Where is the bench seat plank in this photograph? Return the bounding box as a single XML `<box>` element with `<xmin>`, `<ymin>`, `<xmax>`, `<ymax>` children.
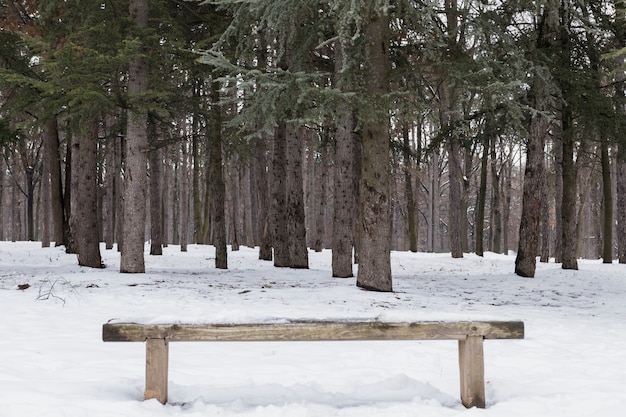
<box><xmin>102</xmin><ymin>320</ymin><xmax>524</xmax><ymax>408</ymax></box>
<box><xmin>103</xmin><ymin>320</ymin><xmax>524</xmax><ymax>342</ymax></box>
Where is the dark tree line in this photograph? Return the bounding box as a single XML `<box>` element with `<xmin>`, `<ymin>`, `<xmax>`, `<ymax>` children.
<box><xmin>2</xmin><ymin>1</ymin><xmax>626</xmax><ymax>291</ymax></box>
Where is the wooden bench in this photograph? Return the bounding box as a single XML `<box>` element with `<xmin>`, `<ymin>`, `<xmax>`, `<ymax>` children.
<box><xmin>102</xmin><ymin>320</ymin><xmax>524</xmax><ymax>408</ymax></box>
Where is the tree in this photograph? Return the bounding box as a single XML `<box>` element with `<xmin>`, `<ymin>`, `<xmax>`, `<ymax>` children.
<box><xmin>515</xmin><ymin>3</ymin><xmax>557</xmax><ymax>278</ymax></box>
<box><xmin>355</xmin><ymin>3</ymin><xmax>392</xmax><ymax>292</ymax></box>
<box><xmin>121</xmin><ymin>0</ymin><xmax>150</xmax><ymax>273</ymax></box>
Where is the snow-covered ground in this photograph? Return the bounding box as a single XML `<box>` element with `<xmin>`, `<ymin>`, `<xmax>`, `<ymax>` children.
<box><xmin>0</xmin><ymin>241</ymin><xmax>624</xmax><ymax>416</ymax></box>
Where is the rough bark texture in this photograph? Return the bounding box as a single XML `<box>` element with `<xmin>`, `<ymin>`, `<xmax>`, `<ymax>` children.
<box><xmin>270</xmin><ymin>121</ymin><xmax>290</xmax><ymax>267</ymax></box>
<box><xmin>560</xmin><ymin>109</ymin><xmax>578</xmax><ymax>270</ymax></box>
<box><xmin>600</xmin><ymin>141</ymin><xmax>613</xmax><ymax>263</ymax></box>
<box><xmin>403</xmin><ymin>123</ymin><xmax>418</xmax><ymax>253</ymax></box>
<box><xmin>333</xmin><ymin>108</ymin><xmax>356</xmax><ymax>277</ymax></box>
<box><xmin>617</xmin><ymin>144</ymin><xmax>626</xmax><ymax>263</ymax></box>
<box><xmin>254</xmin><ymin>134</ymin><xmax>272</xmax><ymax>261</ymax></box>
<box><xmin>515</xmin><ymin>80</ymin><xmax>547</xmax><ymax>277</ymax></box>
<box><xmin>180</xmin><ymin>142</ymin><xmax>189</xmax><ymax>253</ymax></box>
<box><xmin>41</xmin><ymin>118</ymin><xmax>53</xmax><ymax>248</ymax></box>
<box><xmin>515</xmin><ymin>5</ymin><xmax>555</xmax><ymax>278</ymax></box>
<box><xmin>553</xmin><ymin>137</ymin><xmax>563</xmax><ymax>262</ymax></box>
<box><xmin>149</xmin><ymin>145</ymin><xmax>163</xmax><ymax>255</ymax></box>
<box><xmin>356</xmin><ymin>9</ymin><xmax>392</xmax><ymax>292</ymax></box>
<box><xmin>209</xmin><ymin>79</ymin><xmax>227</xmax><ymax>269</ymax></box>
<box><xmin>286</xmin><ymin>124</ymin><xmax>309</xmax><ymax>268</ymax></box>
<box><xmin>476</xmin><ymin>136</ymin><xmax>489</xmax><ymax>257</ymax></box>
<box><xmin>120</xmin><ymin>0</ymin><xmax>149</xmax><ymax>273</ymax></box>
<box><xmin>45</xmin><ymin>117</ymin><xmax>65</xmax><ymax>246</ymax></box>
<box><xmin>73</xmin><ymin>123</ymin><xmax>103</xmax><ymax>268</ymax></box>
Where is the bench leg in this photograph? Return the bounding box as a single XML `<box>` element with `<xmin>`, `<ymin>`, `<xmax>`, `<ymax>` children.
<box><xmin>145</xmin><ymin>338</ymin><xmax>169</xmax><ymax>404</ymax></box>
<box><xmin>458</xmin><ymin>336</ymin><xmax>485</xmax><ymax>408</ymax></box>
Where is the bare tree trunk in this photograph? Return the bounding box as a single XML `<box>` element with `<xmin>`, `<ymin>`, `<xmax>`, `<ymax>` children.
<box><xmin>243</xmin><ymin>162</ymin><xmax>254</xmax><ymax>248</ymax></box>
<box><xmin>601</xmin><ymin>141</ymin><xmax>613</xmax><ymax>263</ymax></box>
<box><xmin>103</xmin><ymin>132</ymin><xmax>116</xmax><ymax>250</ymax></box>
<box><xmin>356</xmin><ymin>9</ymin><xmax>392</xmax><ymax>292</ymax></box>
<box><xmin>476</xmin><ymin>135</ymin><xmax>489</xmax><ymax>256</ymax></box>
<box><xmin>180</xmin><ymin>141</ymin><xmax>190</xmax><ymax>252</ymax></box>
<box><xmin>332</xmin><ymin>106</ymin><xmax>356</xmax><ymax>276</ymax></box>
<box><xmin>617</xmin><ymin>144</ymin><xmax>626</xmax><ymax>263</ymax></box>
<box><xmin>515</xmin><ymin>5</ymin><xmax>556</xmax><ymax>278</ymax></box>
<box><xmin>540</xmin><ymin>158</ymin><xmax>550</xmax><ymax>263</ymax></box>
<box><xmin>560</xmin><ymin>108</ymin><xmax>578</xmax><ymax>270</ymax></box>
<box><xmin>502</xmin><ymin>145</ymin><xmax>513</xmax><ymax>254</ymax></box>
<box><xmin>41</xmin><ymin>124</ymin><xmax>51</xmax><ymax>248</ymax></box>
<box><xmin>286</xmin><ymin>124</ymin><xmax>308</xmax><ymax>268</ymax></box>
<box><xmin>209</xmin><ymin>79</ymin><xmax>227</xmax><ymax>269</ymax></box>
<box><xmin>44</xmin><ymin>117</ymin><xmax>65</xmax><ymax>246</ymax></box>
<box><xmin>254</xmin><ymin>133</ymin><xmax>272</xmax><ymax>261</ymax></box>
<box><xmin>227</xmin><ymin>155</ymin><xmax>240</xmax><ymax>251</ymax></box>
<box><xmin>149</xmin><ymin>144</ymin><xmax>163</xmax><ymax>255</ymax></box>
<box><xmin>121</xmin><ymin>0</ymin><xmax>149</xmax><ymax>273</ymax></box>
<box><xmin>403</xmin><ymin>123</ymin><xmax>418</xmax><ymax>253</ymax></box>
<box><xmin>553</xmin><ymin>137</ymin><xmax>563</xmax><ymax>262</ymax></box>
<box><xmin>271</xmin><ymin>120</ymin><xmax>290</xmax><ymax>267</ymax></box>
<box><xmin>72</xmin><ymin>122</ymin><xmax>103</xmax><ymax>268</ymax></box>
<box><xmin>439</xmin><ymin>81</ymin><xmax>464</xmax><ymax>259</ymax></box>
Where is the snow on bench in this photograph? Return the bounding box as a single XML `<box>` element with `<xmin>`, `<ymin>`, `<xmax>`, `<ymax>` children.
<box><xmin>102</xmin><ymin>319</ymin><xmax>524</xmax><ymax>408</ymax></box>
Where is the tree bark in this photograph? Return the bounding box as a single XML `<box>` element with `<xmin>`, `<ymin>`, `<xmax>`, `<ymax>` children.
<box><xmin>560</xmin><ymin>108</ymin><xmax>578</xmax><ymax>270</ymax></box>
<box><xmin>121</xmin><ymin>0</ymin><xmax>149</xmax><ymax>273</ymax></box>
<box><xmin>72</xmin><ymin>122</ymin><xmax>103</xmax><ymax>268</ymax></box>
<box><xmin>286</xmin><ymin>124</ymin><xmax>308</xmax><ymax>268</ymax></box>
<box><xmin>44</xmin><ymin>117</ymin><xmax>65</xmax><ymax>246</ymax></box>
<box><xmin>601</xmin><ymin>141</ymin><xmax>613</xmax><ymax>263</ymax></box>
<box><xmin>333</xmin><ymin>106</ymin><xmax>356</xmax><ymax>276</ymax></box>
<box><xmin>149</xmin><ymin>144</ymin><xmax>163</xmax><ymax>255</ymax></box>
<box><xmin>209</xmin><ymin>79</ymin><xmax>227</xmax><ymax>269</ymax></box>
<box><xmin>476</xmin><ymin>135</ymin><xmax>489</xmax><ymax>257</ymax></box>
<box><xmin>254</xmin><ymin>133</ymin><xmax>272</xmax><ymax>261</ymax></box>
<box><xmin>617</xmin><ymin>144</ymin><xmax>626</xmax><ymax>263</ymax></box>
<box><xmin>270</xmin><ymin>120</ymin><xmax>290</xmax><ymax>267</ymax></box>
<box><xmin>356</xmin><ymin>8</ymin><xmax>392</xmax><ymax>292</ymax></box>
<box><xmin>515</xmin><ymin>5</ymin><xmax>556</xmax><ymax>278</ymax></box>
<box><xmin>403</xmin><ymin>123</ymin><xmax>418</xmax><ymax>253</ymax></box>
<box><xmin>180</xmin><ymin>141</ymin><xmax>190</xmax><ymax>252</ymax></box>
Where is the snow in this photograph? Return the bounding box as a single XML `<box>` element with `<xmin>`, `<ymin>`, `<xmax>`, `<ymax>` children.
<box><xmin>0</xmin><ymin>241</ymin><xmax>625</xmax><ymax>416</ymax></box>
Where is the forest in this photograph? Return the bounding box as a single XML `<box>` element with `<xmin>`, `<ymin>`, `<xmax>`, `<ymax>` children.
<box><xmin>1</xmin><ymin>0</ymin><xmax>626</xmax><ymax>291</ymax></box>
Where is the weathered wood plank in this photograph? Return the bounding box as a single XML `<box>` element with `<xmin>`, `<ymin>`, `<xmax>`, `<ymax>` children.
<box><xmin>459</xmin><ymin>335</ymin><xmax>485</xmax><ymax>408</ymax></box>
<box><xmin>102</xmin><ymin>321</ymin><xmax>524</xmax><ymax>342</ymax></box>
<box><xmin>145</xmin><ymin>338</ymin><xmax>168</xmax><ymax>404</ymax></box>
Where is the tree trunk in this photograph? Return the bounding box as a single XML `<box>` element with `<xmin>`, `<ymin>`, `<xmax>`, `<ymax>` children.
<box><xmin>601</xmin><ymin>141</ymin><xmax>613</xmax><ymax>263</ymax></box>
<box><xmin>553</xmin><ymin>137</ymin><xmax>563</xmax><ymax>262</ymax></box>
<box><xmin>560</xmin><ymin>108</ymin><xmax>578</xmax><ymax>270</ymax></box>
<box><xmin>254</xmin><ymin>133</ymin><xmax>272</xmax><ymax>261</ymax></box>
<box><xmin>540</xmin><ymin>159</ymin><xmax>550</xmax><ymax>263</ymax></box>
<box><xmin>617</xmin><ymin>144</ymin><xmax>626</xmax><ymax>263</ymax></box>
<box><xmin>490</xmin><ymin>138</ymin><xmax>502</xmax><ymax>254</ymax></box>
<box><xmin>209</xmin><ymin>79</ymin><xmax>227</xmax><ymax>269</ymax></box>
<box><xmin>271</xmin><ymin>120</ymin><xmax>290</xmax><ymax>267</ymax></box>
<box><xmin>45</xmin><ymin>117</ymin><xmax>65</xmax><ymax>246</ymax></box>
<box><xmin>333</xmin><ymin>106</ymin><xmax>356</xmax><ymax>276</ymax></box>
<box><xmin>476</xmin><ymin>135</ymin><xmax>489</xmax><ymax>257</ymax></box>
<box><xmin>286</xmin><ymin>124</ymin><xmax>308</xmax><ymax>268</ymax></box>
<box><xmin>403</xmin><ymin>123</ymin><xmax>418</xmax><ymax>253</ymax></box>
<box><xmin>515</xmin><ymin>5</ymin><xmax>555</xmax><ymax>278</ymax></box>
<box><xmin>41</xmin><ymin>124</ymin><xmax>51</xmax><ymax>248</ymax></box>
<box><xmin>72</xmin><ymin>122</ymin><xmax>103</xmax><ymax>268</ymax></box>
<box><xmin>121</xmin><ymin>0</ymin><xmax>149</xmax><ymax>273</ymax></box>
<box><xmin>180</xmin><ymin>141</ymin><xmax>190</xmax><ymax>253</ymax></box>
<box><xmin>149</xmin><ymin>144</ymin><xmax>163</xmax><ymax>255</ymax></box>
<box><xmin>356</xmin><ymin>8</ymin><xmax>392</xmax><ymax>292</ymax></box>
<box><xmin>63</xmin><ymin>134</ymin><xmax>76</xmax><ymax>253</ymax></box>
